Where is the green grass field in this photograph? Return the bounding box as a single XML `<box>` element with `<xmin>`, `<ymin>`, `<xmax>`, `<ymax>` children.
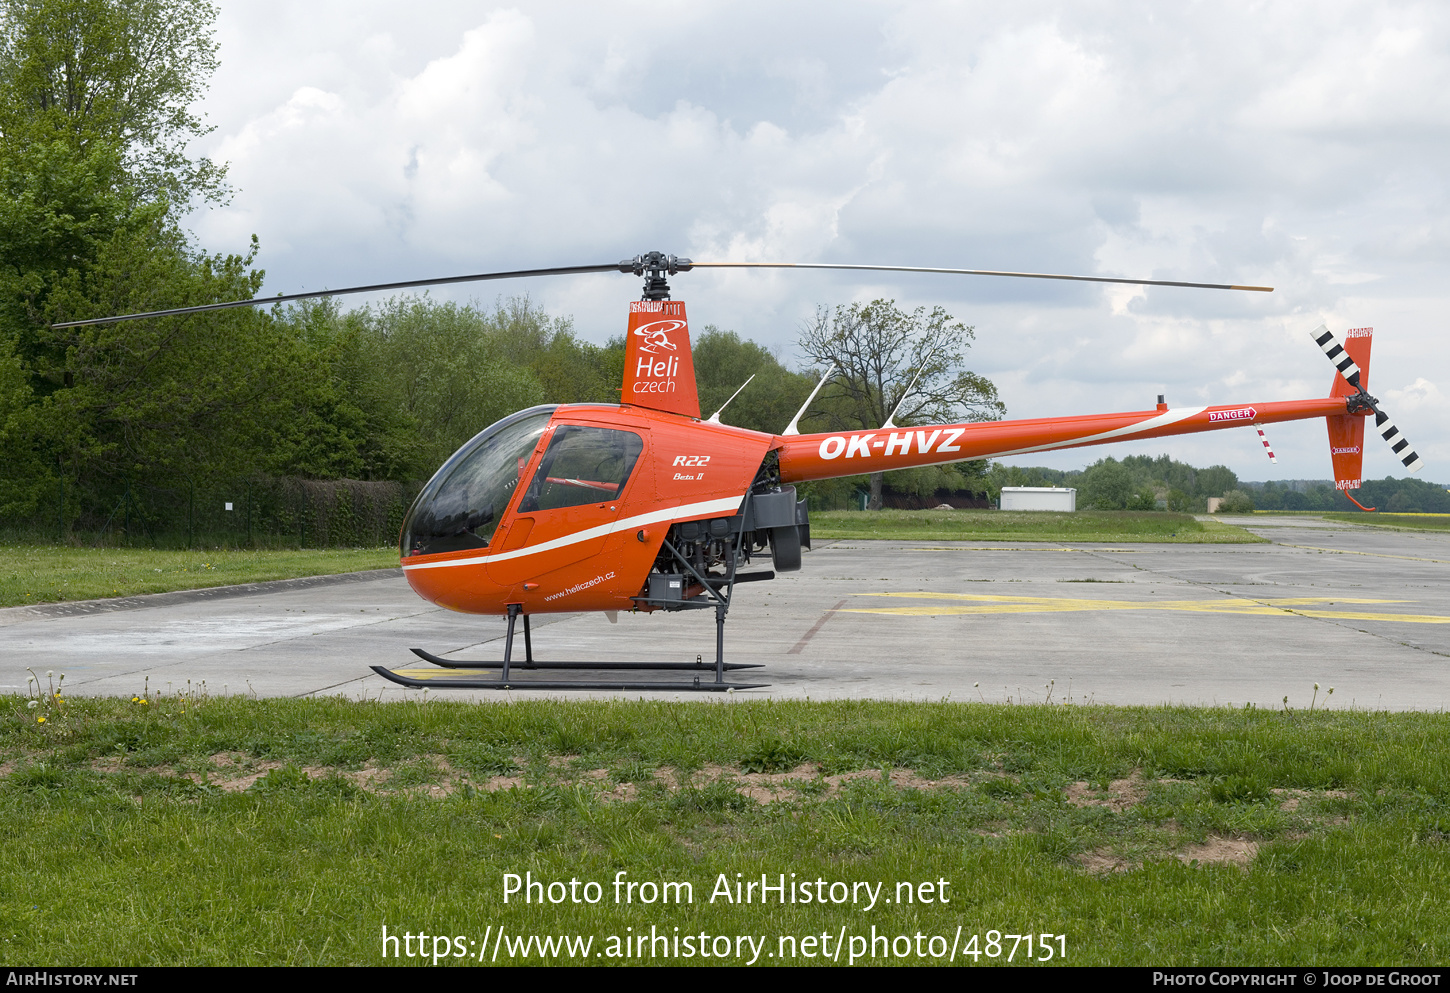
<box><xmin>4</xmin><ymin>695</ymin><xmax>1448</xmax><ymax>966</ymax></box>
<box><xmin>0</xmin><ymin>545</ymin><xmax>400</xmax><ymax>608</ymax></box>
<box><xmin>810</xmin><ymin>509</ymin><xmax>1265</xmax><ymax>543</ymax></box>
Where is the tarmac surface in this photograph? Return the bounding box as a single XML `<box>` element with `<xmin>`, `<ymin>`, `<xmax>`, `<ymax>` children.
<box><xmin>4</xmin><ymin>514</ymin><xmax>1449</xmax><ymax>709</ymax></box>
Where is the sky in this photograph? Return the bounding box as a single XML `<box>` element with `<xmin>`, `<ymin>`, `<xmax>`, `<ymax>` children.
<box><xmin>183</xmin><ymin>1</ymin><xmax>1450</xmax><ymax>483</ymax></box>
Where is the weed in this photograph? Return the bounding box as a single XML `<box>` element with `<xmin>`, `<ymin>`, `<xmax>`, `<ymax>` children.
<box><xmin>740</xmin><ymin>737</ymin><xmax>805</xmax><ymax>773</ymax></box>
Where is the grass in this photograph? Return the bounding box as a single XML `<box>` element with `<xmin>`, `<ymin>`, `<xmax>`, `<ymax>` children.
<box><xmin>3</xmin><ymin>694</ymin><xmax>1449</xmax><ymax>966</ymax></box>
<box><xmin>1320</xmin><ymin>512</ymin><xmax>1450</xmax><ymax>532</ymax></box>
<box><xmin>810</xmin><ymin>509</ymin><xmax>1266</xmax><ymax>543</ymax></box>
<box><xmin>0</xmin><ymin>545</ymin><xmax>400</xmax><ymax>608</ymax></box>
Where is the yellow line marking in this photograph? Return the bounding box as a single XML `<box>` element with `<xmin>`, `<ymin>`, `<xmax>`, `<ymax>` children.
<box><xmin>843</xmin><ymin>592</ymin><xmax>1450</xmax><ymax>624</ymax></box>
<box><xmin>1277</xmin><ymin>543</ymin><xmax>1450</xmax><ymax>565</ymax></box>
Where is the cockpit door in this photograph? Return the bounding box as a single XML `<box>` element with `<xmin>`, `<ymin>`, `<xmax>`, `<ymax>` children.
<box><xmin>487</xmin><ymin>423</ymin><xmax>646</xmax><ymax>587</ymax></box>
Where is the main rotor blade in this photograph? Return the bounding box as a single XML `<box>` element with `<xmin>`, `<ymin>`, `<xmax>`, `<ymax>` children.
<box><xmin>690</xmin><ymin>261</ymin><xmax>1274</xmax><ymax>292</ymax></box>
<box><xmin>52</xmin><ymin>252</ymin><xmax>1272</xmax><ymax>329</ymax></box>
<box><xmin>49</xmin><ymin>262</ymin><xmax>624</xmax><ymax>328</ymax></box>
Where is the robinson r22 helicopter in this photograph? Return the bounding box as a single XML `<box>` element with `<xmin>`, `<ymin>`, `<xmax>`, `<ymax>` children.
<box><xmin>58</xmin><ymin>252</ymin><xmax>1423</xmax><ymax>691</ymax></box>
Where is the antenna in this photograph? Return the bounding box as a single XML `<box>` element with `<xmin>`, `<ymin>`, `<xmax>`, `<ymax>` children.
<box><xmin>706</xmin><ymin>374</ymin><xmax>756</xmax><ymax>424</ymax></box>
<box><xmin>1253</xmin><ymin>422</ymin><xmax>1278</xmax><ymax>464</ymax></box>
<box><xmin>783</xmin><ymin>364</ymin><xmax>835</xmax><ymax>436</ymax></box>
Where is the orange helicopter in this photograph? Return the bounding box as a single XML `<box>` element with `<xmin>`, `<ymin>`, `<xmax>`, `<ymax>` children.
<box><xmin>58</xmin><ymin>251</ymin><xmax>1422</xmax><ymax>690</ymax></box>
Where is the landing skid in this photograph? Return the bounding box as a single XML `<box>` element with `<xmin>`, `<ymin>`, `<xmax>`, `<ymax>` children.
<box><xmin>409</xmin><ymin>647</ymin><xmax>761</xmax><ymax>671</ymax></box>
<box><xmin>372</xmin><ymin>536</ymin><xmax>770</xmax><ymax>691</ymax></box>
<box><xmin>370</xmin><ymin>668</ymin><xmax>765</xmax><ymax>692</ymax></box>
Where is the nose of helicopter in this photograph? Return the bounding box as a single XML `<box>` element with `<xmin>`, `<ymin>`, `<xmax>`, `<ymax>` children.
<box><xmin>395</xmin><ymin>405</ymin><xmax>557</xmax><ymax>614</ymax></box>
<box><xmin>401</xmin><ymin>555</ymin><xmax>519</xmax><ymax>614</ymax></box>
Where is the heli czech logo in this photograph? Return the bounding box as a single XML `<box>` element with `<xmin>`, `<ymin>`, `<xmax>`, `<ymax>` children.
<box><xmin>634</xmin><ymin>319</ymin><xmax>684</xmax><ymax>355</ymax></box>
<box><xmin>1208</xmin><ymin>407</ymin><xmax>1257</xmax><ymax>423</ymax></box>
<box><xmin>631</xmin><ymin>317</ymin><xmax>687</xmax><ymax>394</ymax></box>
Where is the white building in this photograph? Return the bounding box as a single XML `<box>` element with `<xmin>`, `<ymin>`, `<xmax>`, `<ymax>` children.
<box><xmin>1000</xmin><ymin>486</ymin><xmax>1076</xmax><ymax>511</ymax></box>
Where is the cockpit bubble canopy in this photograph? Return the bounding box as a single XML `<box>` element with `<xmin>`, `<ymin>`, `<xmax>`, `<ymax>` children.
<box><xmin>401</xmin><ymin>406</ymin><xmax>555</xmax><ymax>557</ymax></box>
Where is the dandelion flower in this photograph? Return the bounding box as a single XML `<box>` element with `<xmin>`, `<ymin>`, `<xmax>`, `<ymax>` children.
<box><xmin>26</xmin><ymin>701</ymin><xmax>37</xmax><ymax>710</ymax></box>
<box><xmin>36</xmin><ymin>717</ymin><xmax>45</xmax><ymax>724</ymax></box>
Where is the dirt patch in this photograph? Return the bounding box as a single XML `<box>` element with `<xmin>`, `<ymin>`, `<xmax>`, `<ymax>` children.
<box><xmin>1064</xmin><ymin>772</ymin><xmax>1152</xmax><ymax>812</ymax></box>
<box><xmin>208</xmin><ymin>759</ymin><xmax>283</xmax><ymax>792</ymax></box>
<box><xmin>618</xmin><ymin>764</ymin><xmax>974</xmax><ymax>804</ymax></box>
<box><xmin>600</xmin><ymin>781</ymin><xmax>639</xmax><ymax>803</ymax></box>
<box><xmin>885</xmin><ymin>768</ymin><xmax>973</xmax><ymax>790</ymax></box>
<box><xmin>1273</xmin><ymin>787</ymin><xmax>1350</xmax><ymax>813</ymax></box>
<box><xmin>1079</xmin><ymin>849</ymin><xmax>1135</xmax><ymax>873</ymax></box>
<box><xmin>346</xmin><ymin>763</ymin><xmax>390</xmax><ymax>791</ymax></box>
<box><xmin>1178</xmin><ymin>836</ymin><xmax>1258</xmax><ymax>867</ymax></box>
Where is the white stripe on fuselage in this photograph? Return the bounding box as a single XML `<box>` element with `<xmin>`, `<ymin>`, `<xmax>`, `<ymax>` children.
<box><xmin>401</xmin><ymin>495</ymin><xmax>746</xmax><ymax>572</ymax></box>
<box><xmin>978</xmin><ymin>406</ymin><xmax>1208</xmax><ymax>459</ymax></box>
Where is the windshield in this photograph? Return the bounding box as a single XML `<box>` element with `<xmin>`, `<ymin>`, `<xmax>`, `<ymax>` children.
<box><xmin>400</xmin><ymin>406</ymin><xmax>555</xmax><ymax>556</ymax></box>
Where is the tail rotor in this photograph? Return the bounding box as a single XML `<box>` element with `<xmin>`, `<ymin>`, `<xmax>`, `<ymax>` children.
<box><xmin>1310</xmin><ymin>324</ymin><xmax>1424</xmax><ymax>481</ymax></box>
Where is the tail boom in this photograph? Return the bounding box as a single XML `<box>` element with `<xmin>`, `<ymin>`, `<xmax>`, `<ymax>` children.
<box><xmin>775</xmin><ymin>397</ymin><xmax>1353</xmax><ymax>484</ymax></box>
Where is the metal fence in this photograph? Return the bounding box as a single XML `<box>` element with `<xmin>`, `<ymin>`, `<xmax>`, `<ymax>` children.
<box><xmin>12</xmin><ymin>475</ymin><xmax>421</xmax><ymax>549</ymax></box>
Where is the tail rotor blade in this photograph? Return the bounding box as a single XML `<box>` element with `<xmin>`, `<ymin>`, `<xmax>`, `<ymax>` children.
<box><xmin>1311</xmin><ymin>324</ymin><xmax>1364</xmax><ymax>390</ymax></box>
<box><xmin>1373</xmin><ymin>409</ymin><xmax>1425</xmax><ymax>473</ymax></box>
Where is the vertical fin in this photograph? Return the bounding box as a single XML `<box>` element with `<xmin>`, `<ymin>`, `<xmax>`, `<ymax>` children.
<box><xmin>1324</xmin><ymin>327</ymin><xmax>1372</xmax><ymax>491</ymax></box>
<box><xmin>622</xmin><ymin>300</ymin><xmax>700</xmax><ymax>418</ymax></box>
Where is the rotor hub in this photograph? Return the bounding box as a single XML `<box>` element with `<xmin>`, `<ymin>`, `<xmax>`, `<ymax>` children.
<box><xmin>619</xmin><ymin>251</ymin><xmax>693</xmax><ymax>300</ymax></box>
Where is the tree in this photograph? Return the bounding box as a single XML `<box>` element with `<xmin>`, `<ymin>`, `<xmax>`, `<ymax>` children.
<box><xmin>0</xmin><ymin>0</ymin><xmax>227</xmax><ymax>206</ymax></box>
<box><xmin>0</xmin><ymin>0</ymin><xmax>233</xmax><ymax>382</ymax></box>
<box><xmin>799</xmin><ymin>299</ymin><xmax>1004</xmax><ymax>510</ymax></box>
<box><xmin>693</xmin><ymin>326</ymin><xmax>814</xmax><ymax>435</ymax></box>
<box><xmin>0</xmin><ymin>0</ymin><xmax>298</xmax><ymax>530</ymax></box>
<box><xmin>1081</xmin><ymin>457</ymin><xmax>1134</xmax><ymax>509</ymax></box>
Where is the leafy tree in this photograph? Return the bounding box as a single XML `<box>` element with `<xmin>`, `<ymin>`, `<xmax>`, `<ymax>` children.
<box><xmin>0</xmin><ymin>0</ymin><xmax>227</xmax><ymax>205</ymax></box>
<box><xmin>799</xmin><ymin>299</ymin><xmax>1003</xmax><ymax>509</ymax></box>
<box><xmin>692</xmin><ymin>326</ymin><xmax>814</xmax><ymax>434</ymax></box>
<box><xmin>351</xmin><ymin>298</ymin><xmax>547</xmax><ymax>473</ymax></box>
<box><xmin>0</xmin><ymin>0</ymin><xmax>294</xmax><ymax>528</ymax></box>
<box><xmin>484</xmin><ymin>296</ymin><xmax>619</xmax><ymax>405</ymax></box>
<box><xmin>1081</xmin><ymin>457</ymin><xmax>1134</xmax><ymax>509</ymax></box>
<box><xmin>34</xmin><ymin>226</ymin><xmax>310</xmax><ymax>497</ymax></box>
<box><xmin>1195</xmin><ymin>464</ymin><xmax>1239</xmax><ymax>501</ymax></box>
<box><xmin>1217</xmin><ymin>489</ymin><xmax>1256</xmax><ymax>513</ymax></box>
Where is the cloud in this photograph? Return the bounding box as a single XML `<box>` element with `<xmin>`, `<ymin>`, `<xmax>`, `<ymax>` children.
<box><xmin>187</xmin><ymin>0</ymin><xmax>1450</xmax><ymax>479</ymax></box>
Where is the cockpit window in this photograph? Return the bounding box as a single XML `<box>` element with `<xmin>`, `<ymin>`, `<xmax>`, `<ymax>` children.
<box><xmin>401</xmin><ymin>407</ymin><xmax>555</xmax><ymax>556</ymax></box>
<box><xmin>517</xmin><ymin>425</ymin><xmax>644</xmax><ymax>513</ymax></box>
